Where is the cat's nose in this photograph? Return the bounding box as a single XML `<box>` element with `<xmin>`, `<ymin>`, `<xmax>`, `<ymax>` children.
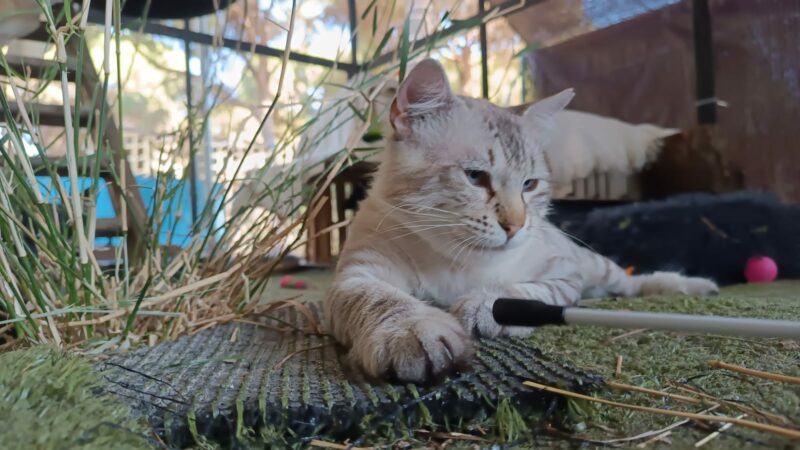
<box><xmin>499</xmin><ymin>221</ymin><xmax>521</xmax><ymax>239</ymax></box>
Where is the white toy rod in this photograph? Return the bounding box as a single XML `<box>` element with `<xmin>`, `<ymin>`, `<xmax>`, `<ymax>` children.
<box><xmin>493</xmin><ymin>299</ymin><xmax>800</xmax><ymax>339</ymax></box>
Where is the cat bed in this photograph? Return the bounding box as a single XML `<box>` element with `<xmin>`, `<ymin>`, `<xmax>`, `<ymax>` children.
<box><xmin>99</xmin><ymin>303</ymin><xmax>599</xmax><ymax>447</ymax></box>
<box><xmin>552</xmin><ymin>191</ymin><xmax>800</xmax><ymax>285</ymax></box>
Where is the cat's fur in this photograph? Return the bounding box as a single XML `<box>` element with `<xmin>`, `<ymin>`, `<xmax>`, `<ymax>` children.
<box><xmin>324</xmin><ymin>59</ymin><xmax>718</xmax><ymax>383</ymax></box>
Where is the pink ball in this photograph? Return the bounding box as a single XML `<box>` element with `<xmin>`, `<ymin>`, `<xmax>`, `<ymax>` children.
<box><xmin>279</xmin><ymin>275</ymin><xmax>293</xmax><ymax>288</ymax></box>
<box><xmin>744</xmin><ymin>256</ymin><xmax>778</xmax><ymax>283</ymax></box>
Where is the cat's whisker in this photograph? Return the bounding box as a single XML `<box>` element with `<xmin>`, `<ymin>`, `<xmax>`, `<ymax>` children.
<box><xmin>395</xmin><ymin>203</ymin><xmax>459</xmax><ymax>217</ymax></box>
<box><xmin>449</xmin><ymin>235</ymin><xmax>480</xmax><ymax>270</ymax></box>
<box><xmin>444</xmin><ymin>233</ymin><xmax>474</xmax><ymax>263</ymax></box>
<box><xmin>446</xmin><ymin>233</ymin><xmax>471</xmax><ymax>255</ymax></box>
<box><xmin>379</xmin><ymin>218</ymin><xmax>455</xmax><ymax>232</ymax></box>
<box><xmin>457</xmin><ymin>236</ymin><xmax>483</xmax><ymax>270</ymax></box>
<box><xmin>376</xmin><ymin>203</ymin><xmax>451</xmax><ymax>231</ymax></box>
<box><xmin>458</xmin><ymin>236</ymin><xmax>486</xmax><ymax>272</ymax></box>
<box><xmin>383</xmin><ymin>223</ymin><xmax>466</xmax><ymax>236</ymax></box>
<box><xmin>527</xmin><ymin>225</ymin><xmax>599</xmax><ymax>254</ymax></box>
<box><xmin>376</xmin><ymin>206</ymin><xmax>401</xmax><ymax>230</ymax></box>
<box><xmin>397</xmin><ymin>209</ymin><xmax>452</xmax><ymax>220</ymax></box>
<box><xmin>387</xmin><ymin>224</ymin><xmax>467</xmax><ymax>241</ymax></box>
<box><xmin>427</xmin><ymin>228</ymin><xmax>467</xmax><ymax>241</ymax></box>
<box><xmin>382</xmin><ymin>221</ymin><xmax>465</xmax><ymax>232</ymax></box>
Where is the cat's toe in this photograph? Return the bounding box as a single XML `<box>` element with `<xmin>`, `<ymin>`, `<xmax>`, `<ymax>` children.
<box><xmin>451</xmin><ymin>294</ymin><xmax>507</xmax><ymax>338</ymax></box>
<box><xmin>354</xmin><ymin>309</ymin><xmax>472</xmax><ymax>384</ymax></box>
<box><xmin>685</xmin><ymin>277</ymin><xmax>720</xmax><ymax>296</ymax></box>
<box><xmin>393</xmin><ymin>316</ymin><xmax>472</xmax><ymax>383</ymax></box>
<box><xmin>637</xmin><ymin>272</ymin><xmax>719</xmax><ymax>297</ymax></box>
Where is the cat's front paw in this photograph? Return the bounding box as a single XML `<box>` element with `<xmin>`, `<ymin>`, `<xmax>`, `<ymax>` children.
<box><xmin>638</xmin><ymin>272</ymin><xmax>720</xmax><ymax>296</ymax></box>
<box><xmin>451</xmin><ymin>289</ymin><xmax>533</xmax><ymax>339</ymax></box>
<box><xmin>350</xmin><ymin>306</ymin><xmax>472</xmax><ymax>384</ymax></box>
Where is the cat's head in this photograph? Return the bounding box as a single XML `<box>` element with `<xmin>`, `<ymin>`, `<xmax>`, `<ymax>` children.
<box><xmin>375</xmin><ymin>58</ymin><xmax>573</xmax><ymax>252</ymax></box>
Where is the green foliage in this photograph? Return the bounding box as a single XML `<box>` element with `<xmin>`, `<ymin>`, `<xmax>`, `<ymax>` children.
<box><xmin>0</xmin><ymin>347</ymin><xmax>152</xmax><ymax>449</ymax></box>
<box><xmin>495</xmin><ymin>398</ymin><xmax>529</xmax><ymax>442</ymax></box>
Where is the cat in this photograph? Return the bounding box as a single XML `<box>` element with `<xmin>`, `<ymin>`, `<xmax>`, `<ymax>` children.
<box><xmin>324</xmin><ymin>59</ymin><xmax>719</xmax><ymax>384</ymax></box>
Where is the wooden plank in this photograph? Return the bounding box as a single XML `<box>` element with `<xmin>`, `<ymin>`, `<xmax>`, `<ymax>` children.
<box><xmin>0</xmin><ymin>103</ymin><xmax>91</xmax><ymax>127</ymax></box>
<box><xmin>334</xmin><ymin>180</ymin><xmax>347</xmax><ymax>253</ymax></box>
<box><xmin>1</xmin><ymin>55</ymin><xmax>77</xmax><ymax>81</ymax></box>
<box><xmin>311</xmin><ymin>190</ymin><xmax>333</xmax><ymax>264</ymax></box>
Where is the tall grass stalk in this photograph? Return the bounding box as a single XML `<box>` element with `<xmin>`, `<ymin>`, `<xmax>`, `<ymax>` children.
<box><xmin>0</xmin><ymin>0</ymin><xmax>522</xmax><ymax>349</ymax></box>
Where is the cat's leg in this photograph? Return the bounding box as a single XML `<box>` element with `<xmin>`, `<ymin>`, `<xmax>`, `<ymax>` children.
<box><xmin>451</xmin><ymin>257</ymin><xmax>583</xmax><ymax>338</ymax></box>
<box><xmin>325</xmin><ymin>262</ymin><xmax>472</xmax><ymax>383</ymax></box>
<box><xmin>573</xmin><ymin>244</ymin><xmax>719</xmax><ymax>298</ymax></box>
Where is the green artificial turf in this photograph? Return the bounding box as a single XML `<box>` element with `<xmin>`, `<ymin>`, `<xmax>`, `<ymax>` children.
<box><xmin>263</xmin><ymin>272</ymin><xmax>800</xmax><ymax>448</ymax></box>
<box><xmin>3</xmin><ymin>277</ymin><xmax>797</xmax><ymax>449</ymax></box>
<box><xmin>0</xmin><ymin>347</ymin><xmax>154</xmax><ymax>450</ymax></box>
<box><xmin>526</xmin><ymin>281</ymin><xmax>800</xmax><ymax>448</ymax></box>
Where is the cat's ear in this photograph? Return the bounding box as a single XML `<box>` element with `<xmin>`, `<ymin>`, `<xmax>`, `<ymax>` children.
<box><xmin>522</xmin><ymin>88</ymin><xmax>574</xmax><ymax>134</ymax></box>
<box><xmin>390</xmin><ymin>59</ymin><xmax>454</xmax><ymax>137</ymax></box>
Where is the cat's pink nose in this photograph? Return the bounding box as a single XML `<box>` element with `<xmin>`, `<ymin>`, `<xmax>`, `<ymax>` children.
<box><xmin>499</xmin><ymin>222</ymin><xmax>521</xmax><ymax>239</ymax></box>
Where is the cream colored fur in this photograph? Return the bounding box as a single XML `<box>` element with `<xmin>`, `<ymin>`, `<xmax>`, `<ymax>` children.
<box><xmin>324</xmin><ymin>59</ymin><xmax>718</xmax><ymax>383</ymax></box>
<box><xmin>547</xmin><ymin>110</ymin><xmax>677</xmax><ymax>185</ymax></box>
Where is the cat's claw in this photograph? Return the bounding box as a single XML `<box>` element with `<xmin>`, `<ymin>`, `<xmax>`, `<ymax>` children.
<box><xmin>349</xmin><ymin>306</ymin><xmax>472</xmax><ymax>384</ymax></box>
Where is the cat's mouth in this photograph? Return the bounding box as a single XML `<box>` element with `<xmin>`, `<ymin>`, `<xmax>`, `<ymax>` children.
<box><xmin>472</xmin><ymin>238</ymin><xmax>511</xmax><ymax>251</ymax></box>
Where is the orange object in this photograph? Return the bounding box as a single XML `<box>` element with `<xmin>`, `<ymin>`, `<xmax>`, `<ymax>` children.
<box><xmin>625</xmin><ymin>266</ymin><xmax>635</xmax><ymax>276</ymax></box>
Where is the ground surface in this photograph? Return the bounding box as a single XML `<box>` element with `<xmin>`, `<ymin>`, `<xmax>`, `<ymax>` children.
<box><xmin>0</xmin><ymin>347</ymin><xmax>153</xmax><ymax>449</ymax></box>
<box><xmin>265</xmin><ymin>272</ymin><xmax>800</xmax><ymax>448</ymax></box>
<box><xmin>4</xmin><ymin>275</ymin><xmax>799</xmax><ymax>449</ymax></box>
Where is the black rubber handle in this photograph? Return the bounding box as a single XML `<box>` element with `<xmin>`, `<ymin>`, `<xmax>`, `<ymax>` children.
<box><xmin>492</xmin><ymin>299</ymin><xmax>567</xmax><ymax>327</ymax></box>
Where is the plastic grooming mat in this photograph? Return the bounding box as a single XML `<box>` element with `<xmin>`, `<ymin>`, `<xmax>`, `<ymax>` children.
<box><xmin>100</xmin><ymin>303</ymin><xmax>600</xmax><ymax>447</ymax></box>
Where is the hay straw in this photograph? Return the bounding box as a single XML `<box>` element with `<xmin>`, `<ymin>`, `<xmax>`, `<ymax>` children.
<box><xmin>414</xmin><ymin>429</ymin><xmax>490</xmax><ymax>443</ymax></box>
<box><xmin>523</xmin><ymin>381</ymin><xmax>800</xmax><ymax>440</ymax></box>
<box><xmin>694</xmin><ymin>414</ymin><xmax>746</xmax><ymax>447</ymax></box>
<box><xmin>7</xmin><ymin>82</ymin><xmax>43</xmax><ymax>204</ymax></box>
<box><xmin>710</xmin><ymin>360</ymin><xmax>800</xmax><ymax>385</ymax></box>
<box><xmin>666</xmin><ymin>381</ymin><xmax>791</xmax><ymax>426</ymax></box>
<box><xmin>594</xmin><ymin>405</ymin><xmax>722</xmax><ymax>446</ymax></box>
<box><xmin>0</xmin><ymin>0</ymin><xmax>506</xmax><ymax>350</ymax></box>
<box><xmin>309</xmin><ymin>439</ymin><xmax>372</xmax><ymax>450</ymax></box>
<box><xmin>606</xmin><ymin>381</ymin><xmax>704</xmax><ymax>405</ymax></box>
<box><xmin>55</xmin><ymin>30</ymin><xmax>91</xmax><ymax>266</ymax></box>
<box><xmin>273</xmin><ymin>344</ymin><xmax>330</xmax><ymax>370</ymax></box>
<box><xmin>66</xmin><ymin>264</ymin><xmax>241</xmax><ymax>327</ymax></box>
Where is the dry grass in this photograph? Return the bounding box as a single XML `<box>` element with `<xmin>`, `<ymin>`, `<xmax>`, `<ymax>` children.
<box><xmin>0</xmin><ymin>0</ymin><xmax>527</xmax><ymax>354</ymax></box>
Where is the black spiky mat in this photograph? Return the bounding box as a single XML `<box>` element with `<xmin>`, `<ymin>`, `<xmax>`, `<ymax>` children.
<box><xmin>100</xmin><ymin>304</ymin><xmax>600</xmax><ymax>447</ymax></box>
<box><xmin>552</xmin><ymin>191</ymin><xmax>800</xmax><ymax>285</ymax></box>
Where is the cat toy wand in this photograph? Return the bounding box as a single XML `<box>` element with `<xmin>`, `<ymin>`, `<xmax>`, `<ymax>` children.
<box><xmin>493</xmin><ymin>299</ymin><xmax>800</xmax><ymax>339</ymax></box>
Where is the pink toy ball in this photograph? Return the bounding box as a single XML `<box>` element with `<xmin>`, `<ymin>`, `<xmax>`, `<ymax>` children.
<box><xmin>744</xmin><ymin>256</ymin><xmax>778</xmax><ymax>283</ymax></box>
<box><xmin>279</xmin><ymin>275</ymin><xmax>293</xmax><ymax>288</ymax></box>
<box><xmin>278</xmin><ymin>275</ymin><xmax>309</xmax><ymax>290</ymax></box>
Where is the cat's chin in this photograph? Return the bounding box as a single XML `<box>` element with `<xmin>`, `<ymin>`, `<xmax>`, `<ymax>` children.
<box><xmin>472</xmin><ymin>238</ymin><xmax>521</xmax><ymax>252</ymax></box>
<box><xmin>493</xmin><ymin>235</ymin><xmax>529</xmax><ymax>251</ymax></box>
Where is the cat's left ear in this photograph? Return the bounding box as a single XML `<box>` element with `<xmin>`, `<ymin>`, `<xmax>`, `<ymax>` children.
<box><xmin>390</xmin><ymin>59</ymin><xmax>455</xmax><ymax>137</ymax></box>
<box><xmin>522</xmin><ymin>88</ymin><xmax>574</xmax><ymax>135</ymax></box>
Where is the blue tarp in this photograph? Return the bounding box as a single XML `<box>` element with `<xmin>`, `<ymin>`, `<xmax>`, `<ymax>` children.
<box><xmin>35</xmin><ymin>176</ymin><xmax>225</xmax><ymax>248</ymax></box>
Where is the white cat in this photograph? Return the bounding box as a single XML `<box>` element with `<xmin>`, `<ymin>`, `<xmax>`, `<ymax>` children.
<box><xmin>324</xmin><ymin>59</ymin><xmax>718</xmax><ymax>384</ymax></box>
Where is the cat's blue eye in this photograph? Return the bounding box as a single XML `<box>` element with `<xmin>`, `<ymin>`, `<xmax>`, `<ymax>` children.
<box><xmin>465</xmin><ymin>170</ymin><xmax>488</xmax><ymax>186</ymax></box>
<box><xmin>523</xmin><ymin>179</ymin><xmax>539</xmax><ymax>192</ymax></box>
